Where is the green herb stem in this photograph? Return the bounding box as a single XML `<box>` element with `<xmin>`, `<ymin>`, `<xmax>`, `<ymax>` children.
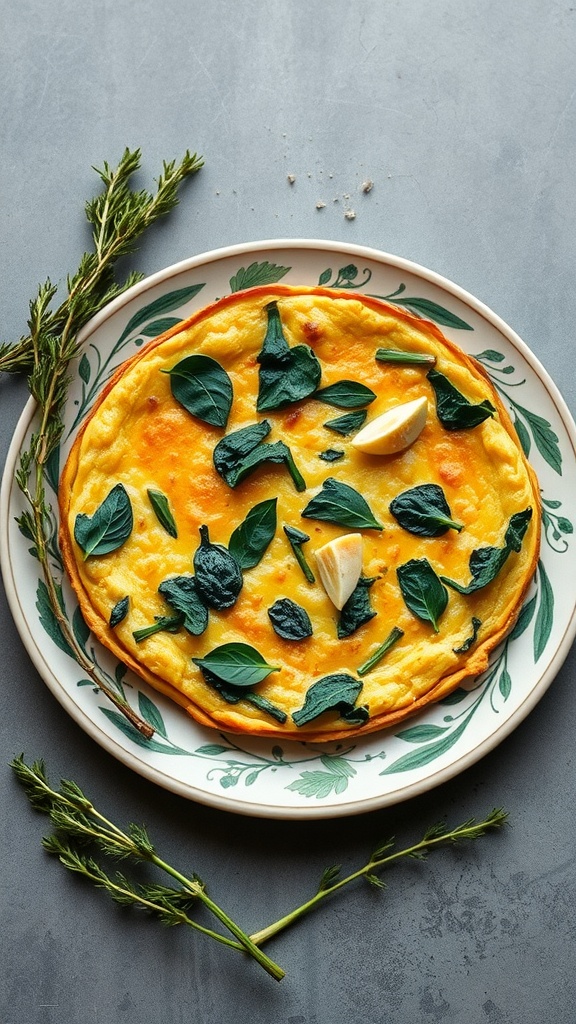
<box><xmin>357</xmin><ymin>625</ymin><xmax>404</xmax><ymax>675</ymax></box>
<box><xmin>249</xmin><ymin>808</ymin><xmax>508</xmax><ymax>946</ymax></box>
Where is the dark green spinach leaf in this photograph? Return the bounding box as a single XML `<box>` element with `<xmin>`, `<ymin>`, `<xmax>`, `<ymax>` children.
<box><xmin>158</xmin><ymin>574</ymin><xmax>209</xmax><ymax>635</ymax></box>
<box><xmin>74</xmin><ymin>482</ymin><xmax>133</xmax><ymax>558</ymax></box>
<box><xmin>324</xmin><ymin>410</ymin><xmax>368</xmax><ymax>435</ymax></box>
<box><xmin>453</xmin><ymin>616</ymin><xmax>482</xmax><ymax>653</ymax></box>
<box><xmin>427</xmin><ymin>368</ymin><xmax>495</xmax><ymax>430</ymax></box>
<box><xmin>397</xmin><ymin>558</ymin><xmax>448</xmax><ymax>632</ymax></box>
<box><xmin>292</xmin><ymin>673</ymin><xmax>369</xmax><ymax>727</ymax></box>
<box><xmin>228</xmin><ymin>498</ymin><xmax>277</xmax><ymax>570</ymax></box>
<box><xmin>226</xmin><ymin>439</ymin><xmax>306</xmax><ymax>492</ymax></box>
<box><xmin>268</xmin><ymin>598</ymin><xmax>313</xmax><ymax>640</ymax></box>
<box><xmin>302</xmin><ymin>477</ymin><xmax>383</xmax><ymax>530</ymax></box>
<box><xmin>319</xmin><ymin>449</ymin><xmax>345</xmax><ymax>463</ymax></box>
<box><xmin>199</xmin><ymin>666</ymin><xmax>287</xmax><ymax>723</ymax></box>
<box><xmin>441</xmin><ymin>508</ymin><xmax>533</xmax><ymax>594</ymax></box>
<box><xmin>109</xmin><ymin>596</ymin><xmax>130</xmax><ymax>627</ymax></box>
<box><xmin>283</xmin><ymin>525</ymin><xmax>316</xmax><ymax>583</ymax></box>
<box><xmin>337</xmin><ymin>576</ymin><xmax>379</xmax><ymax>638</ymax></box>
<box><xmin>213</xmin><ymin>420</ymin><xmax>271</xmax><ymax>483</ymax></box>
<box><xmin>193</xmin><ymin>525</ymin><xmax>243</xmax><ymax>609</ymax></box>
<box><xmin>192</xmin><ymin>642</ymin><xmax>280</xmax><ymax>687</ymax></box>
<box><xmin>147</xmin><ymin>488</ymin><xmax>178</xmax><ymax>538</ymax></box>
<box><xmin>389</xmin><ymin>484</ymin><xmax>463</xmax><ymax>537</ymax></box>
<box><xmin>314</xmin><ymin>380</ymin><xmax>376</xmax><ymax>409</ymax></box>
<box><xmin>256</xmin><ymin>301</ymin><xmax>321</xmax><ymax>411</ymax></box>
<box><xmin>165</xmin><ymin>354</ymin><xmax>233</xmax><ymax>427</ymax></box>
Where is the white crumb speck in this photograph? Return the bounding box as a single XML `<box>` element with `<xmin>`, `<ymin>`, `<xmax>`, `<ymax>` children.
<box><xmin>316</xmin><ymin>201</ymin><xmax>326</xmax><ymax>209</ymax></box>
<box><xmin>287</xmin><ymin>174</ymin><xmax>296</xmax><ymax>184</ymax></box>
<box><xmin>361</xmin><ymin>180</ymin><xmax>374</xmax><ymax>193</ymax></box>
<box><xmin>344</xmin><ymin>209</ymin><xmax>356</xmax><ymax>220</ymax></box>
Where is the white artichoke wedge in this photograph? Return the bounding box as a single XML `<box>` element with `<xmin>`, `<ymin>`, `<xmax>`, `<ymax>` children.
<box><xmin>315</xmin><ymin>533</ymin><xmax>363</xmax><ymax>610</ymax></box>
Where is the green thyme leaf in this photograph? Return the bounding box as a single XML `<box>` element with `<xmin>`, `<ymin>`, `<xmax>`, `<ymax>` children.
<box><xmin>256</xmin><ymin>301</ymin><xmax>321</xmax><ymax>412</ymax></box>
<box><xmin>389</xmin><ymin>484</ymin><xmax>463</xmax><ymax>537</ymax></box>
<box><xmin>165</xmin><ymin>353</ymin><xmax>233</xmax><ymax>427</ymax></box>
<box><xmin>314</xmin><ymin>381</ymin><xmax>376</xmax><ymax>409</ymax></box>
<box><xmin>375</xmin><ymin>348</ymin><xmax>436</xmax><ymax>366</ymax></box>
<box><xmin>283</xmin><ymin>525</ymin><xmax>316</xmax><ymax>583</ymax></box>
<box><xmin>74</xmin><ymin>483</ymin><xmax>133</xmax><ymax>558</ymax></box>
<box><xmin>147</xmin><ymin>488</ymin><xmax>178</xmax><ymax>538</ymax></box>
<box><xmin>193</xmin><ymin>525</ymin><xmax>243</xmax><ymax>610</ymax></box>
<box><xmin>337</xmin><ymin>577</ymin><xmax>379</xmax><ymax>639</ymax></box>
<box><xmin>109</xmin><ymin>596</ymin><xmax>130</xmax><ymax>628</ymax></box>
<box><xmin>268</xmin><ymin>598</ymin><xmax>313</xmax><ymax>641</ymax></box>
<box><xmin>397</xmin><ymin>558</ymin><xmax>448</xmax><ymax>632</ymax></box>
<box><xmin>324</xmin><ymin>410</ymin><xmax>368</xmax><ymax>436</ymax></box>
<box><xmin>357</xmin><ymin>626</ymin><xmax>404</xmax><ymax>675</ymax></box>
<box><xmin>441</xmin><ymin>508</ymin><xmax>533</xmax><ymax>595</ymax></box>
<box><xmin>157</xmin><ymin>575</ymin><xmax>209</xmax><ymax>636</ymax></box>
<box><xmin>292</xmin><ymin>673</ymin><xmax>369</xmax><ymax>727</ymax></box>
<box><xmin>302</xmin><ymin>477</ymin><xmax>383</xmax><ymax>531</ymax></box>
<box><xmin>427</xmin><ymin>368</ymin><xmax>496</xmax><ymax>430</ymax></box>
<box><xmin>228</xmin><ymin>498</ymin><xmax>277</xmax><ymax>570</ymax></box>
<box><xmin>193</xmin><ymin>642</ymin><xmax>280</xmax><ymax>688</ymax></box>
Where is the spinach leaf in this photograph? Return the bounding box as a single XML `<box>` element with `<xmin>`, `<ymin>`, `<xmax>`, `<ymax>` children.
<box><xmin>256</xmin><ymin>301</ymin><xmax>321</xmax><ymax>411</ymax></box>
<box><xmin>74</xmin><ymin>482</ymin><xmax>133</xmax><ymax>558</ymax></box>
<box><xmin>147</xmin><ymin>488</ymin><xmax>178</xmax><ymax>538</ymax></box>
<box><xmin>324</xmin><ymin>410</ymin><xmax>368</xmax><ymax>436</ymax></box>
<box><xmin>226</xmin><ymin>440</ymin><xmax>306</xmax><ymax>492</ymax></box>
<box><xmin>427</xmin><ymin>368</ymin><xmax>495</xmax><ymax>430</ymax></box>
<box><xmin>314</xmin><ymin>380</ymin><xmax>376</xmax><ymax>409</ymax></box>
<box><xmin>165</xmin><ymin>354</ymin><xmax>233</xmax><ymax>428</ymax></box>
<box><xmin>283</xmin><ymin>525</ymin><xmax>316</xmax><ymax>583</ymax></box>
<box><xmin>158</xmin><ymin>575</ymin><xmax>209</xmax><ymax>635</ymax></box>
<box><xmin>212</xmin><ymin>421</ymin><xmax>305</xmax><ymax>491</ymax></box>
<box><xmin>213</xmin><ymin>420</ymin><xmax>271</xmax><ymax>483</ymax></box>
<box><xmin>441</xmin><ymin>508</ymin><xmax>533</xmax><ymax>595</ymax></box>
<box><xmin>199</xmin><ymin>667</ymin><xmax>287</xmax><ymax>723</ymax></box>
<box><xmin>397</xmin><ymin>558</ymin><xmax>448</xmax><ymax>632</ymax></box>
<box><xmin>109</xmin><ymin>596</ymin><xmax>130</xmax><ymax>627</ymax></box>
<box><xmin>302</xmin><ymin>477</ymin><xmax>383</xmax><ymax>531</ymax></box>
<box><xmin>375</xmin><ymin>348</ymin><xmax>436</xmax><ymax>366</ymax></box>
<box><xmin>193</xmin><ymin>525</ymin><xmax>243</xmax><ymax>609</ymax></box>
<box><xmin>357</xmin><ymin>625</ymin><xmax>404</xmax><ymax>676</ymax></box>
<box><xmin>337</xmin><ymin>576</ymin><xmax>379</xmax><ymax>638</ymax></box>
<box><xmin>133</xmin><ymin>614</ymin><xmax>184</xmax><ymax>642</ymax></box>
<box><xmin>292</xmin><ymin>673</ymin><xmax>369</xmax><ymax>727</ymax></box>
<box><xmin>389</xmin><ymin>484</ymin><xmax>463</xmax><ymax>537</ymax></box>
<box><xmin>319</xmin><ymin>449</ymin><xmax>345</xmax><ymax>463</ymax></box>
<box><xmin>228</xmin><ymin>498</ymin><xmax>277</xmax><ymax>570</ymax></box>
<box><xmin>453</xmin><ymin>616</ymin><xmax>482</xmax><ymax>653</ymax></box>
<box><xmin>192</xmin><ymin>642</ymin><xmax>280</xmax><ymax>687</ymax></box>
<box><xmin>268</xmin><ymin>598</ymin><xmax>313</xmax><ymax>640</ymax></box>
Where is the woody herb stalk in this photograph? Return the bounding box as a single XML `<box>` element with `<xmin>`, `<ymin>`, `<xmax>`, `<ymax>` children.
<box><xmin>2</xmin><ymin>148</ymin><xmax>203</xmax><ymax>735</ymax></box>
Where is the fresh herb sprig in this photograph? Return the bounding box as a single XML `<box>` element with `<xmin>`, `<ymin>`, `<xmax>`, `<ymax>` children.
<box><xmin>4</xmin><ymin>149</ymin><xmax>203</xmax><ymax>735</ymax></box>
<box><xmin>12</xmin><ymin>755</ymin><xmax>508</xmax><ymax>980</ymax></box>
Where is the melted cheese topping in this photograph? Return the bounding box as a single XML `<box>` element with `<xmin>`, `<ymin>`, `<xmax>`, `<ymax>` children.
<box><xmin>59</xmin><ymin>286</ymin><xmax>541</xmax><ymax>741</ymax></box>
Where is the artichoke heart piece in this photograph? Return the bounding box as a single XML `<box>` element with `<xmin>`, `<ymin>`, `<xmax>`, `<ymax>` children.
<box><xmin>315</xmin><ymin>533</ymin><xmax>363</xmax><ymax>610</ymax></box>
<box><xmin>351</xmin><ymin>396</ymin><xmax>428</xmax><ymax>455</ymax></box>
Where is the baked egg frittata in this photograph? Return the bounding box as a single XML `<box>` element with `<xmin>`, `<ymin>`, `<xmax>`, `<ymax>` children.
<box><xmin>59</xmin><ymin>285</ymin><xmax>541</xmax><ymax>741</ymax></box>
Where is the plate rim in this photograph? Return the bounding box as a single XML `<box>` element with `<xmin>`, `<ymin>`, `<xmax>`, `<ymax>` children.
<box><xmin>2</xmin><ymin>237</ymin><xmax>576</xmax><ymax>819</ymax></box>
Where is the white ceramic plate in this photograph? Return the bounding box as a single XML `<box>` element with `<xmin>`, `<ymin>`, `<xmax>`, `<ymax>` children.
<box><xmin>3</xmin><ymin>239</ymin><xmax>576</xmax><ymax>819</ymax></box>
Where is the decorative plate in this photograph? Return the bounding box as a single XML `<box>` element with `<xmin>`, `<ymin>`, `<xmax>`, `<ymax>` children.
<box><xmin>2</xmin><ymin>240</ymin><xmax>576</xmax><ymax>819</ymax></box>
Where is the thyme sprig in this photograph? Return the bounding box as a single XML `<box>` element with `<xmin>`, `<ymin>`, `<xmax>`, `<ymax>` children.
<box><xmin>3</xmin><ymin>149</ymin><xmax>203</xmax><ymax>734</ymax></box>
<box><xmin>11</xmin><ymin>755</ymin><xmax>284</xmax><ymax>981</ymax></box>
<box><xmin>12</xmin><ymin>755</ymin><xmax>508</xmax><ymax>981</ymax></box>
